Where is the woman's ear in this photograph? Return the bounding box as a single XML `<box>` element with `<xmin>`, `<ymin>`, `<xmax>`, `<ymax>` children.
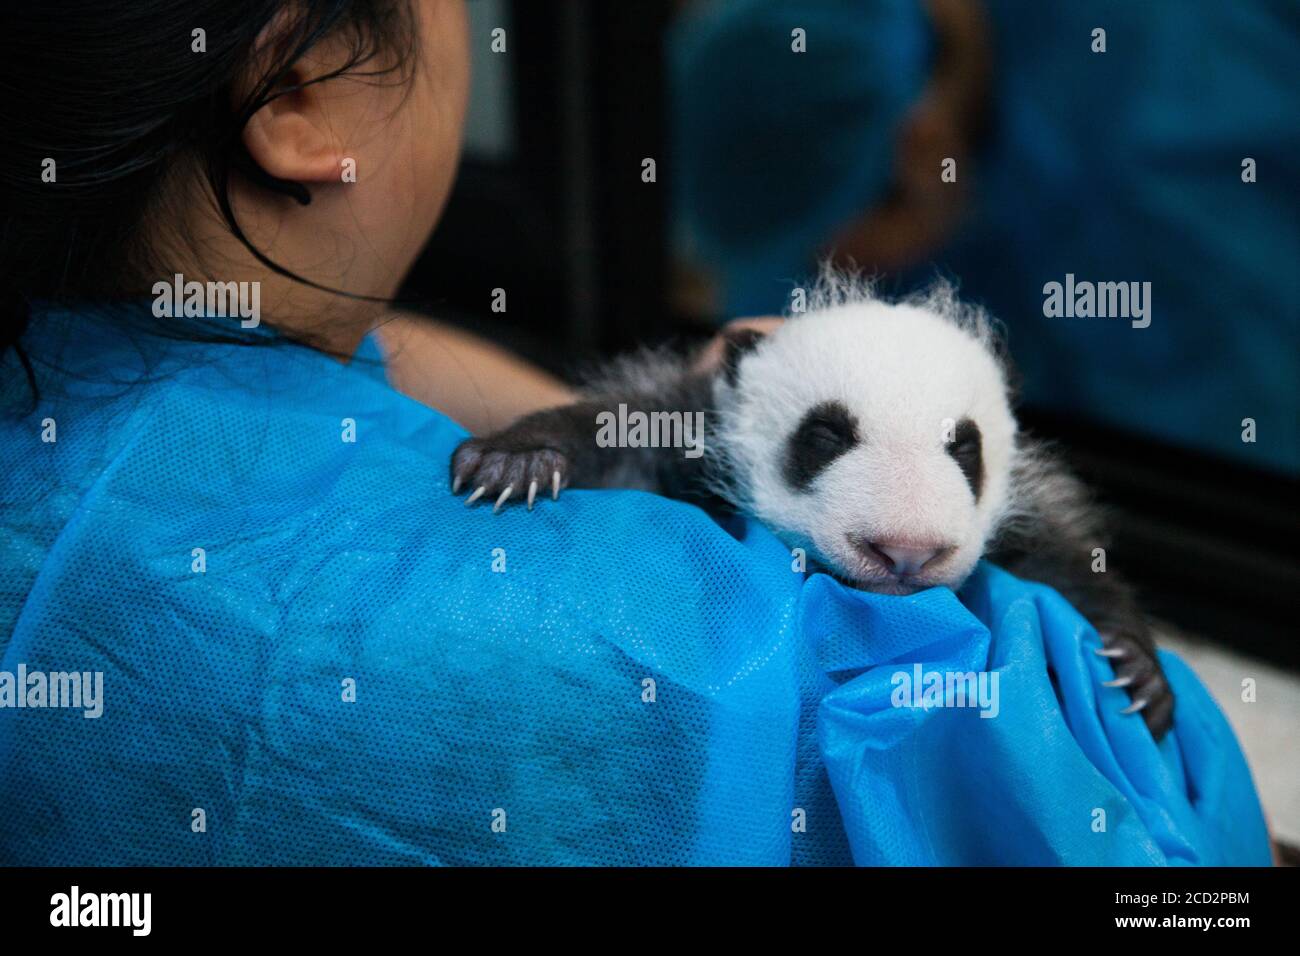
<box><xmin>242</xmin><ymin>78</ymin><xmax>346</xmax><ymax>184</ymax></box>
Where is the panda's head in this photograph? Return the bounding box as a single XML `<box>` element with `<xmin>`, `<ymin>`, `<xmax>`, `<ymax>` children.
<box><xmin>713</xmin><ymin>279</ymin><xmax>1018</xmax><ymax>595</ymax></box>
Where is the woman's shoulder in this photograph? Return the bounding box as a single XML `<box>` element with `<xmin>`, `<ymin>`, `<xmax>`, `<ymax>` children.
<box><xmin>3</xmin><ymin>308</ymin><xmax>794</xmax><ymax>631</ymax></box>
<box><xmin>0</xmin><ymin>314</ymin><xmax>466</xmax><ymax>635</ymax></box>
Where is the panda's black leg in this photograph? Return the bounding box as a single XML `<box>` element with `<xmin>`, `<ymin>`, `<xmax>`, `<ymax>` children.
<box><xmin>453</xmin><ymin>441</ymin><xmax>569</xmax><ymax>511</ymax></box>
<box><xmin>450</xmin><ymin>402</ymin><xmax>601</xmax><ymax>511</ymax></box>
<box><xmin>1093</xmin><ymin>624</ymin><xmax>1174</xmax><ymax>738</ymax></box>
<box><xmin>450</xmin><ymin>359</ymin><xmax>718</xmax><ymax>512</ymax></box>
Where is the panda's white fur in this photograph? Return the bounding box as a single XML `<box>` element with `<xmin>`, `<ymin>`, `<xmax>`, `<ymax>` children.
<box><xmin>710</xmin><ymin>277</ymin><xmax>1018</xmax><ymax>594</ymax></box>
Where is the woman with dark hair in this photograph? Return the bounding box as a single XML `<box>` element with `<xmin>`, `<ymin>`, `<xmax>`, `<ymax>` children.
<box><xmin>0</xmin><ymin>0</ymin><xmax>809</xmax><ymax>866</ymax></box>
<box><xmin>1</xmin><ymin>0</ymin><xmax>570</xmax><ymax>427</ymax></box>
<box><xmin>0</xmin><ymin>2</ymin><xmax>1272</xmax><ymax>867</ymax></box>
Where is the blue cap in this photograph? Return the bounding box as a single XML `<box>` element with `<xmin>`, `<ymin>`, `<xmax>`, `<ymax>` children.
<box><xmin>671</xmin><ymin>0</ymin><xmax>933</xmax><ymax>315</ymax></box>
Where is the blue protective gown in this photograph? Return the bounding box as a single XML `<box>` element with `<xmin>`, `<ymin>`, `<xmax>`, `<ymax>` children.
<box><xmin>0</xmin><ymin>307</ymin><xmax>1271</xmax><ymax>864</ymax></box>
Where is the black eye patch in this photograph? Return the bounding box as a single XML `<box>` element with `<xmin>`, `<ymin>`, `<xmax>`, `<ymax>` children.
<box><xmin>946</xmin><ymin>417</ymin><xmax>984</xmax><ymax>500</ymax></box>
<box><xmin>784</xmin><ymin>401</ymin><xmax>860</xmax><ymax>491</ymax></box>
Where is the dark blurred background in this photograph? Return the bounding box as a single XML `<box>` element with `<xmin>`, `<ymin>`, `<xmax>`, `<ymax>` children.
<box><xmin>398</xmin><ymin>0</ymin><xmax>1299</xmax><ymax>674</ymax></box>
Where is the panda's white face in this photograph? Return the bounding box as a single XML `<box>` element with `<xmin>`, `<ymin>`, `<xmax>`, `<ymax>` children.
<box><xmin>715</xmin><ymin>296</ymin><xmax>1018</xmax><ymax>595</ymax></box>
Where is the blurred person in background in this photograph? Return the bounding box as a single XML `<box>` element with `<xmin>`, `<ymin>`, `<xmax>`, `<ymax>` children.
<box><xmin>672</xmin><ymin>0</ymin><xmax>1299</xmax><ymax>473</ymax></box>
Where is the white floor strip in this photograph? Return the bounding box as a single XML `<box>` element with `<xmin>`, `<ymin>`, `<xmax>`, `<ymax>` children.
<box><xmin>1159</xmin><ymin>630</ymin><xmax>1300</xmax><ymax>849</ymax></box>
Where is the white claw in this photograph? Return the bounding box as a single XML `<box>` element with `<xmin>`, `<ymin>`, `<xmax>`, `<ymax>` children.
<box><xmin>1120</xmin><ymin>695</ymin><xmax>1151</xmax><ymax>715</ymax></box>
<box><xmin>1093</xmin><ymin>645</ymin><xmax>1127</xmax><ymax>659</ymax></box>
<box><xmin>527</xmin><ymin>480</ymin><xmax>538</xmax><ymax>510</ymax></box>
<box><xmin>552</xmin><ymin>469</ymin><xmax>562</xmax><ymax>501</ymax></box>
<box><xmin>1103</xmin><ymin>675</ymin><xmax>1134</xmax><ymax>689</ymax></box>
<box><xmin>493</xmin><ymin>486</ymin><xmax>514</xmax><ymax>514</ymax></box>
<box><xmin>452</xmin><ymin>475</ymin><xmax>463</xmax><ymax>494</ymax></box>
<box><xmin>465</xmin><ymin>486</ymin><xmax>487</xmax><ymax>506</ymax></box>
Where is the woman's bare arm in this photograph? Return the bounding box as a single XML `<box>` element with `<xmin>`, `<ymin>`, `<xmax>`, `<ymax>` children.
<box><xmin>373</xmin><ymin>312</ymin><xmax>576</xmax><ymax>435</ymax></box>
<box><xmin>374</xmin><ymin>314</ymin><xmax>784</xmax><ymax>436</ymax></box>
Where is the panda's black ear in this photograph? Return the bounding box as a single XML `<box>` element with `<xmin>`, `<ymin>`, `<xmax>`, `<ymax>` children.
<box><xmin>720</xmin><ymin>327</ymin><xmax>767</xmax><ymax>387</ymax></box>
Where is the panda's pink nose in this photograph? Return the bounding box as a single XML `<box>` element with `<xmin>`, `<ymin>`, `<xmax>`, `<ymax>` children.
<box><xmin>867</xmin><ymin>540</ymin><xmax>948</xmax><ymax>576</ymax></box>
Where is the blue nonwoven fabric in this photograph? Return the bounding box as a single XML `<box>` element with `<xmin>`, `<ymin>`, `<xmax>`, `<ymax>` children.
<box><xmin>0</xmin><ymin>310</ymin><xmax>1271</xmax><ymax>865</ymax></box>
<box><xmin>813</xmin><ymin>569</ymin><xmax>1270</xmax><ymax>865</ymax></box>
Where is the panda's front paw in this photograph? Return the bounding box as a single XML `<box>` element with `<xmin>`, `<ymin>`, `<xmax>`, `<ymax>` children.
<box><xmin>451</xmin><ymin>438</ymin><xmax>570</xmax><ymax>512</ymax></box>
<box><xmin>1094</xmin><ymin>629</ymin><xmax>1174</xmax><ymax>739</ymax></box>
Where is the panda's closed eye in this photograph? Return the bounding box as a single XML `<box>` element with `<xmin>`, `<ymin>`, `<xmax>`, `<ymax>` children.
<box><xmin>784</xmin><ymin>401</ymin><xmax>860</xmax><ymax>491</ymax></box>
<box><xmin>946</xmin><ymin>417</ymin><xmax>984</xmax><ymax>499</ymax></box>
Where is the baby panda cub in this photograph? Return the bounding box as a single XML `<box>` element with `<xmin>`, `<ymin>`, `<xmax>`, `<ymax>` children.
<box><xmin>451</xmin><ymin>276</ymin><xmax>1173</xmax><ymax>737</ymax></box>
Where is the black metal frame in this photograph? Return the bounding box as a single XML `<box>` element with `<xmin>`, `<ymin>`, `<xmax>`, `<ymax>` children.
<box><xmin>399</xmin><ymin>0</ymin><xmax>672</xmax><ymax>372</ymax></box>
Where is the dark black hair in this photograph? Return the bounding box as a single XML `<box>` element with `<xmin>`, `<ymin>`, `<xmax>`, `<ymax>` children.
<box><xmin>0</xmin><ymin>0</ymin><xmax>417</xmax><ymax>394</ymax></box>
